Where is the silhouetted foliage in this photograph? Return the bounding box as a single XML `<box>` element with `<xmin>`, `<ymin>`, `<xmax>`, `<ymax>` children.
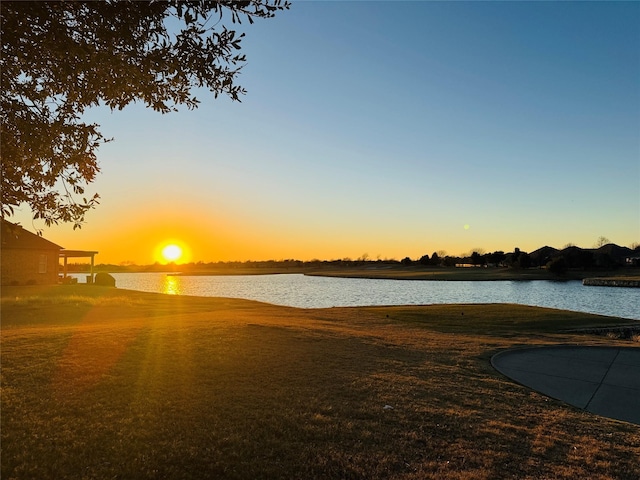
<box><xmin>487</xmin><ymin>251</ymin><xmax>506</xmax><ymax>266</ymax></box>
<box><xmin>418</xmin><ymin>254</ymin><xmax>430</xmax><ymax>266</ymax></box>
<box><xmin>88</xmin><ymin>241</ymin><xmax>637</xmax><ymax>272</ymax></box>
<box><xmin>509</xmin><ymin>248</ymin><xmax>531</xmax><ymax>269</ymax></box>
<box><xmin>547</xmin><ymin>256</ymin><xmax>568</xmax><ymax>275</ymax></box>
<box><xmin>517</xmin><ymin>252</ymin><xmax>531</xmax><ymax>269</ymax></box>
<box><xmin>442</xmin><ymin>256</ymin><xmax>457</xmax><ymax>267</ymax></box>
<box><xmin>561</xmin><ymin>247</ymin><xmax>595</xmax><ymax>269</ymax></box>
<box><xmin>594</xmin><ymin>253</ymin><xmax>618</xmax><ymax>269</ymax></box>
<box><xmin>508</xmin><ymin>248</ymin><xmax>520</xmax><ymax>268</ymax></box>
<box><xmin>578</xmin><ymin>250</ymin><xmax>595</xmax><ymax>269</ymax></box>
<box><xmin>470</xmin><ymin>251</ymin><xmax>485</xmax><ymax>266</ymax></box>
<box><xmin>1</xmin><ymin>0</ymin><xmax>289</xmax><ymax>228</ymax></box>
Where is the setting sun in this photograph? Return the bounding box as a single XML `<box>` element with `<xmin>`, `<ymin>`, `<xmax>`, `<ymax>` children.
<box><xmin>161</xmin><ymin>244</ymin><xmax>183</xmax><ymax>263</ymax></box>
<box><xmin>153</xmin><ymin>239</ymin><xmax>192</xmax><ymax>265</ymax></box>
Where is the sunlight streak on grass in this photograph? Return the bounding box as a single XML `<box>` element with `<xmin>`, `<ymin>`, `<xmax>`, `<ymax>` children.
<box><xmin>2</xmin><ymin>286</ymin><xmax>639</xmax><ymax>479</ymax></box>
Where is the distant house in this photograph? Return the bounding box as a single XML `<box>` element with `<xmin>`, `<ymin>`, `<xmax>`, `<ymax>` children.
<box><xmin>626</xmin><ymin>254</ymin><xmax>640</xmax><ymax>267</ymax></box>
<box><xmin>1</xmin><ymin>220</ymin><xmax>62</xmax><ymax>285</ymax></box>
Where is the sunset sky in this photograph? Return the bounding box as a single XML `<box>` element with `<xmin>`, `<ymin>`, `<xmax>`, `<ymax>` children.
<box><xmin>12</xmin><ymin>1</ymin><xmax>640</xmax><ymax>265</ymax></box>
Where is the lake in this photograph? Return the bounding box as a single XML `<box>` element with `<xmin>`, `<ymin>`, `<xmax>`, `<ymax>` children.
<box><xmin>94</xmin><ymin>273</ymin><xmax>639</xmax><ymax>320</ymax></box>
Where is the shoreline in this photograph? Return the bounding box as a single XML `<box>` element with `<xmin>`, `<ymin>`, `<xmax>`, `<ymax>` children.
<box><xmin>583</xmin><ymin>277</ymin><xmax>640</xmax><ymax>288</ymax></box>
<box><xmin>167</xmin><ymin>266</ymin><xmax>640</xmax><ymax>283</ymax></box>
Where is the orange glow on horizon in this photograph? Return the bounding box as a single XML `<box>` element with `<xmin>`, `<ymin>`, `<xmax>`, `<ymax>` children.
<box><xmin>35</xmin><ymin>204</ymin><xmax>620</xmax><ymax>265</ymax></box>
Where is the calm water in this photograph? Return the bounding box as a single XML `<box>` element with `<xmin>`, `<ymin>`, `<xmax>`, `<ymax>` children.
<box><xmin>91</xmin><ymin>273</ymin><xmax>640</xmax><ymax>320</ymax></box>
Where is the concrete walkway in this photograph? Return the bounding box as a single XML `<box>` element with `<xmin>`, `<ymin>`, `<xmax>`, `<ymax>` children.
<box><xmin>492</xmin><ymin>346</ymin><xmax>640</xmax><ymax>425</ymax></box>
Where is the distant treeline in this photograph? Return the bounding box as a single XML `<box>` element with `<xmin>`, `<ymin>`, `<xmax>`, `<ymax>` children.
<box><xmin>411</xmin><ymin>243</ymin><xmax>639</xmax><ymax>270</ymax></box>
<box><xmin>62</xmin><ymin>243</ymin><xmax>640</xmax><ymax>274</ymax></box>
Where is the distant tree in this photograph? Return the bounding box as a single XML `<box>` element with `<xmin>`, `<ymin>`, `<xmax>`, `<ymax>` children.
<box><xmin>517</xmin><ymin>252</ymin><xmax>531</xmax><ymax>269</ymax></box>
<box><xmin>595</xmin><ymin>236</ymin><xmax>611</xmax><ymax>248</ymax></box>
<box><xmin>487</xmin><ymin>251</ymin><xmax>506</xmax><ymax>266</ymax></box>
<box><xmin>357</xmin><ymin>253</ymin><xmax>370</xmax><ymax>262</ymax></box>
<box><xmin>1</xmin><ymin>0</ymin><xmax>290</xmax><ymax>228</ymax></box>
<box><xmin>510</xmin><ymin>248</ymin><xmax>531</xmax><ymax>269</ymax></box>
<box><xmin>577</xmin><ymin>250</ymin><xmax>595</xmax><ymax>269</ymax></box>
<box><xmin>401</xmin><ymin>257</ymin><xmax>413</xmax><ymax>266</ymax></box>
<box><xmin>630</xmin><ymin>242</ymin><xmax>640</xmax><ymax>251</ymax></box>
<box><xmin>509</xmin><ymin>248</ymin><xmax>521</xmax><ymax>268</ymax></box>
<box><xmin>547</xmin><ymin>256</ymin><xmax>568</xmax><ymax>275</ymax></box>
<box><xmin>595</xmin><ymin>253</ymin><xmax>618</xmax><ymax>269</ymax></box>
<box><xmin>430</xmin><ymin>251</ymin><xmax>440</xmax><ymax>266</ymax></box>
<box><xmin>419</xmin><ymin>254</ymin><xmax>430</xmax><ymax>266</ymax></box>
<box><xmin>442</xmin><ymin>256</ymin><xmax>458</xmax><ymax>267</ymax></box>
<box><xmin>563</xmin><ymin>242</ymin><xmax>575</xmax><ymax>249</ymax></box>
<box><xmin>470</xmin><ymin>251</ymin><xmax>484</xmax><ymax>266</ymax></box>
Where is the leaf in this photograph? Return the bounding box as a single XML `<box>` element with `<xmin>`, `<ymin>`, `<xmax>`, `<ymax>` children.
<box><xmin>2</xmin><ymin>0</ymin><xmax>289</xmax><ymax>226</ymax></box>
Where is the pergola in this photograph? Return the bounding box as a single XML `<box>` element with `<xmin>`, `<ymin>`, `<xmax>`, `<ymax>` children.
<box><xmin>60</xmin><ymin>250</ymin><xmax>99</xmax><ymax>282</ymax></box>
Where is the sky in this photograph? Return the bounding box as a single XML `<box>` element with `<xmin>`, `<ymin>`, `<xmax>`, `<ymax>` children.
<box><xmin>11</xmin><ymin>1</ymin><xmax>640</xmax><ymax>264</ymax></box>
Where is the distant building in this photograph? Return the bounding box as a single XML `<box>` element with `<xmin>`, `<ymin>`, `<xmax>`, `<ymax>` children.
<box><xmin>1</xmin><ymin>220</ymin><xmax>62</xmax><ymax>285</ymax></box>
<box><xmin>626</xmin><ymin>254</ymin><xmax>640</xmax><ymax>267</ymax></box>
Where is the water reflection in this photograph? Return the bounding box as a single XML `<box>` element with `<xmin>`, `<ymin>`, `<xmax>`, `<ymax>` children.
<box><xmin>107</xmin><ymin>273</ymin><xmax>639</xmax><ymax>320</ymax></box>
<box><xmin>162</xmin><ymin>275</ymin><xmax>183</xmax><ymax>295</ymax></box>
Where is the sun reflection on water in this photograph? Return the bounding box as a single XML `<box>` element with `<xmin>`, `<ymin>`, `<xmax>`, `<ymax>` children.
<box><xmin>162</xmin><ymin>275</ymin><xmax>183</xmax><ymax>295</ymax></box>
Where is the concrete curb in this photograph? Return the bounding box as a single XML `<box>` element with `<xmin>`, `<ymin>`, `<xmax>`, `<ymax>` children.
<box><xmin>492</xmin><ymin>346</ymin><xmax>640</xmax><ymax>425</ymax></box>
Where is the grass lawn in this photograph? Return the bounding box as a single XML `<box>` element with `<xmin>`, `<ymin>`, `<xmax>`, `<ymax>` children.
<box><xmin>2</xmin><ymin>285</ymin><xmax>639</xmax><ymax>479</ymax></box>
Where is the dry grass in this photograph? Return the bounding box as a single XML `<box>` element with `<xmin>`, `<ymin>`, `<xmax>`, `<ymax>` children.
<box><xmin>2</xmin><ymin>285</ymin><xmax>639</xmax><ymax>479</ymax></box>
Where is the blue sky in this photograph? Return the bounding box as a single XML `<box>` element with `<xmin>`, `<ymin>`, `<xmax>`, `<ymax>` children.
<box><xmin>15</xmin><ymin>1</ymin><xmax>640</xmax><ymax>263</ymax></box>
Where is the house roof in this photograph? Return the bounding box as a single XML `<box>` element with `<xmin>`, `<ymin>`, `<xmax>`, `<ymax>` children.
<box><xmin>60</xmin><ymin>250</ymin><xmax>99</xmax><ymax>257</ymax></box>
<box><xmin>1</xmin><ymin>219</ymin><xmax>63</xmax><ymax>250</ymax></box>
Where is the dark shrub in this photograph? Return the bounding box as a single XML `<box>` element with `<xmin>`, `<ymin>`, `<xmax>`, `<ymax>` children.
<box><xmin>94</xmin><ymin>272</ymin><xmax>116</xmax><ymax>287</ymax></box>
<box><xmin>547</xmin><ymin>256</ymin><xmax>568</xmax><ymax>275</ymax></box>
